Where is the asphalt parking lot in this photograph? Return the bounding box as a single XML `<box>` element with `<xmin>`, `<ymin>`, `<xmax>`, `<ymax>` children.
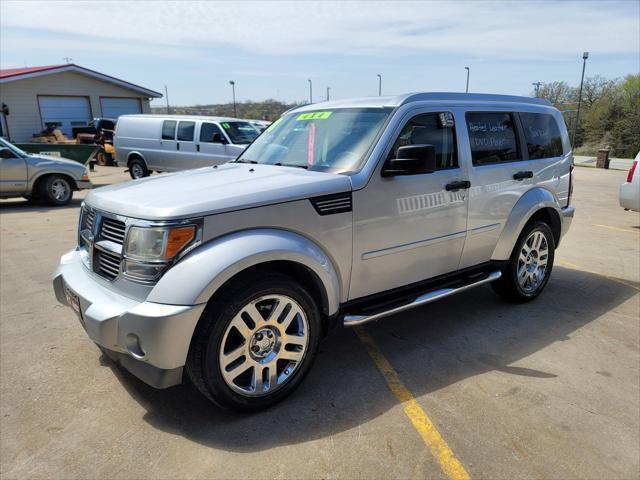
<box><xmin>1</xmin><ymin>166</ymin><xmax>638</xmax><ymax>479</ymax></box>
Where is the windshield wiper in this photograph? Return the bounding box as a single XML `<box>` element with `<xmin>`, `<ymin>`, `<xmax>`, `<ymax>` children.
<box><xmin>235</xmin><ymin>159</ymin><xmax>258</xmax><ymax>164</ymax></box>
<box><xmin>274</xmin><ymin>163</ymin><xmax>308</xmax><ymax>169</ymax></box>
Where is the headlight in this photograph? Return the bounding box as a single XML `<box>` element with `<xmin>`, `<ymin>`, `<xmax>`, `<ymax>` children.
<box><xmin>123</xmin><ymin>224</ymin><xmax>199</xmax><ymax>283</ymax></box>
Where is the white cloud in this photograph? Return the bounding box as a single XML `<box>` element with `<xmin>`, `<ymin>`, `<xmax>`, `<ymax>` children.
<box><xmin>1</xmin><ymin>0</ymin><xmax>638</xmax><ymax>60</ymax></box>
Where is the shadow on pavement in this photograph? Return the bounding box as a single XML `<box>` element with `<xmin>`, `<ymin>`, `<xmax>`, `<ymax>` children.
<box><xmin>103</xmin><ymin>266</ymin><xmax>638</xmax><ymax>452</ymax></box>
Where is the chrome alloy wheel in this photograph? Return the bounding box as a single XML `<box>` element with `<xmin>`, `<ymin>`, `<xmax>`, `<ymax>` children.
<box><xmin>517</xmin><ymin>230</ymin><xmax>549</xmax><ymax>293</ymax></box>
<box><xmin>50</xmin><ymin>178</ymin><xmax>71</xmax><ymax>201</ymax></box>
<box><xmin>219</xmin><ymin>294</ymin><xmax>309</xmax><ymax>397</ymax></box>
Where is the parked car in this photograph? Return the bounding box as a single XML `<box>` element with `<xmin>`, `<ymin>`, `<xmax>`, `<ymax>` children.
<box><xmin>54</xmin><ymin>93</ymin><xmax>575</xmax><ymax>411</ymax></box>
<box><xmin>113</xmin><ymin>115</ymin><xmax>260</xmax><ymax>179</ymax></box>
<box><xmin>0</xmin><ymin>138</ymin><xmax>92</xmax><ymax>205</ymax></box>
<box><xmin>619</xmin><ymin>152</ymin><xmax>639</xmax><ymax>212</ymax></box>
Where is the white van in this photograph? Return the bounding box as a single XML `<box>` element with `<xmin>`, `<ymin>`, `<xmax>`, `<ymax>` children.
<box><xmin>114</xmin><ymin>115</ymin><xmax>260</xmax><ymax>179</ymax></box>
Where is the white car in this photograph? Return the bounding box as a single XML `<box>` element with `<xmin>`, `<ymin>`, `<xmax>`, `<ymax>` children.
<box><xmin>619</xmin><ymin>152</ymin><xmax>639</xmax><ymax>212</ymax></box>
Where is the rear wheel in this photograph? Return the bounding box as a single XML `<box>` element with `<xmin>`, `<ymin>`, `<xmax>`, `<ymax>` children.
<box><xmin>128</xmin><ymin>158</ymin><xmax>149</xmax><ymax>179</ymax></box>
<box><xmin>38</xmin><ymin>175</ymin><xmax>73</xmax><ymax>206</ymax></box>
<box><xmin>492</xmin><ymin>221</ymin><xmax>555</xmax><ymax>302</ymax></box>
<box><xmin>186</xmin><ymin>274</ymin><xmax>321</xmax><ymax>411</ymax></box>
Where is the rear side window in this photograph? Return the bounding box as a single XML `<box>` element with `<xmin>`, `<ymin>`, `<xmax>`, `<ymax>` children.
<box><xmin>177</xmin><ymin>121</ymin><xmax>195</xmax><ymax>141</ymax></box>
<box><xmin>162</xmin><ymin>120</ymin><xmax>176</xmax><ymax>140</ymax></box>
<box><xmin>389</xmin><ymin>112</ymin><xmax>458</xmax><ymax>170</ymax></box>
<box><xmin>200</xmin><ymin>123</ymin><xmax>224</xmax><ymax>143</ymax></box>
<box><xmin>520</xmin><ymin>113</ymin><xmax>563</xmax><ymax>159</ymax></box>
<box><xmin>466</xmin><ymin>112</ymin><xmax>520</xmax><ymax>165</ymax></box>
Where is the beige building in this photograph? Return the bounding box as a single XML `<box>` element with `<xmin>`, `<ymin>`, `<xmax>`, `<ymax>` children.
<box><xmin>0</xmin><ymin>64</ymin><xmax>162</xmax><ymax>142</ymax></box>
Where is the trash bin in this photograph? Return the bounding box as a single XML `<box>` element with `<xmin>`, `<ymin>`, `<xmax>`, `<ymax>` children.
<box><xmin>596</xmin><ymin>149</ymin><xmax>611</xmax><ymax>169</ymax></box>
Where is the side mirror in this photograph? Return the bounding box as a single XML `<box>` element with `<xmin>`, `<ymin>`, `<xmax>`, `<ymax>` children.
<box><xmin>212</xmin><ymin>133</ymin><xmax>228</xmax><ymax>144</ymax></box>
<box><xmin>0</xmin><ymin>148</ymin><xmax>16</xmax><ymax>159</ymax></box>
<box><xmin>382</xmin><ymin>144</ymin><xmax>437</xmax><ymax>177</ymax></box>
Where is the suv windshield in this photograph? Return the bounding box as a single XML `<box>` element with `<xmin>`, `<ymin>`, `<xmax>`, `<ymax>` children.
<box><xmin>221</xmin><ymin>121</ymin><xmax>260</xmax><ymax>144</ymax></box>
<box><xmin>236</xmin><ymin>108</ymin><xmax>391</xmax><ymax>173</ymax></box>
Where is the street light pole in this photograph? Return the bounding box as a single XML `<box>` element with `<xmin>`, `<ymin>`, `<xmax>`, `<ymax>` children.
<box><xmin>572</xmin><ymin>52</ymin><xmax>589</xmax><ymax>148</ymax></box>
<box><xmin>464</xmin><ymin>67</ymin><xmax>470</xmax><ymax>93</ymax></box>
<box><xmin>326</xmin><ymin>87</ymin><xmax>330</xmax><ymax>101</ymax></box>
<box><xmin>377</xmin><ymin>74</ymin><xmax>382</xmax><ymax>96</ymax></box>
<box><xmin>164</xmin><ymin>85</ymin><xmax>171</xmax><ymax>114</ymax></box>
<box><xmin>229</xmin><ymin>80</ymin><xmax>236</xmax><ymax>117</ymax></box>
<box><xmin>308</xmin><ymin>79</ymin><xmax>313</xmax><ymax>104</ymax></box>
<box><xmin>532</xmin><ymin>82</ymin><xmax>542</xmax><ymax>97</ymax></box>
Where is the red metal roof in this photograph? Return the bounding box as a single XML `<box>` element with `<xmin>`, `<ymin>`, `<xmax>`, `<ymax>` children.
<box><xmin>0</xmin><ymin>65</ymin><xmax>67</xmax><ymax>79</ymax></box>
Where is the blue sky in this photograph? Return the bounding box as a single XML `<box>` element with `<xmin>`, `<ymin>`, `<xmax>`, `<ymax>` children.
<box><xmin>1</xmin><ymin>1</ymin><xmax>638</xmax><ymax>107</ymax></box>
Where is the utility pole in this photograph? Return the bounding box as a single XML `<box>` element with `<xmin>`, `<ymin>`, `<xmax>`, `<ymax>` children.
<box><xmin>464</xmin><ymin>67</ymin><xmax>470</xmax><ymax>93</ymax></box>
<box><xmin>572</xmin><ymin>52</ymin><xmax>589</xmax><ymax>148</ymax></box>
<box><xmin>532</xmin><ymin>82</ymin><xmax>542</xmax><ymax>97</ymax></box>
<box><xmin>229</xmin><ymin>80</ymin><xmax>236</xmax><ymax>117</ymax></box>
<box><xmin>164</xmin><ymin>85</ymin><xmax>171</xmax><ymax>114</ymax></box>
<box><xmin>308</xmin><ymin>79</ymin><xmax>313</xmax><ymax>104</ymax></box>
<box><xmin>377</xmin><ymin>74</ymin><xmax>382</xmax><ymax>96</ymax></box>
<box><xmin>326</xmin><ymin>87</ymin><xmax>330</xmax><ymax>101</ymax></box>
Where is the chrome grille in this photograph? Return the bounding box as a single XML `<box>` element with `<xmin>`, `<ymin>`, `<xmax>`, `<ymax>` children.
<box><xmin>95</xmin><ymin>249</ymin><xmax>121</xmax><ymax>280</ymax></box>
<box><xmin>100</xmin><ymin>217</ymin><xmax>126</xmax><ymax>245</ymax></box>
<box><xmin>84</xmin><ymin>208</ymin><xmax>95</xmax><ymax>231</ymax></box>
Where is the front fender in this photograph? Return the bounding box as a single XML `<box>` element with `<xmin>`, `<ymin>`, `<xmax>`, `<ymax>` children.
<box><xmin>491</xmin><ymin>187</ymin><xmax>562</xmax><ymax>261</ymax></box>
<box><xmin>147</xmin><ymin>229</ymin><xmax>341</xmax><ymax>315</ymax></box>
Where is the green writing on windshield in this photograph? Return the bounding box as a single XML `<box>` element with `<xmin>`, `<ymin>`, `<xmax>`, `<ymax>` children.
<box><xmin>222</xmin><ymin>122</ymin><xmax>230</xmax><ymax>129</ymax></box>
<box><xmin>296</xmin><ymin>111</ymin><xmax>333</xmax><ymax>121</ymax></box>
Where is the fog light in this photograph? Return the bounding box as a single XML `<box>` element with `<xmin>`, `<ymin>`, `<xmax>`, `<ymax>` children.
<box><xmin>123</xmin><ymin>260</ymin><xmax>165</xmax><ymax>283</ymax></box>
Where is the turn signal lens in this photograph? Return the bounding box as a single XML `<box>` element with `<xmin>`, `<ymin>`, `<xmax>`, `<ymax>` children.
<box><xmin>165</xmin><ymin>226</ymin><xmax>196</xmax><ymax>259</ymax></box>
<box><xmin>81</xmin><ymin>174</ymin><xmax>90</xmax><ymax>181</ymax></box>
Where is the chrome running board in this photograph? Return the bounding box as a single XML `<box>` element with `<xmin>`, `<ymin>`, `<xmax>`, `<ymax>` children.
<box><xmin>343</xmin><ymin>270</ymin><xmax>502</xmax><ymax>327</ymax></box>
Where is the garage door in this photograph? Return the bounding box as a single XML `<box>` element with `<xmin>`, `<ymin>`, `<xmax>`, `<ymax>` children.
<box><xmin>100</xmin><ymin>98</ymin><xmax>142</xmax><ymax>118</ymax></box>
<box><xmin>38</xmin><ymin>96</ymin><xmax>91</xmax><ymax>137</ymax></box>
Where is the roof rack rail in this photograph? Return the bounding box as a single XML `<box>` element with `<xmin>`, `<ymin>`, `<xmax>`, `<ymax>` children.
<box><xmin>399</xmin><ymin>92</ymin><xmax>552</xmax><ymax>107</ymax></box>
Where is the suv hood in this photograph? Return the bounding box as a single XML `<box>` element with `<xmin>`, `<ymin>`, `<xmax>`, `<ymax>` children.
<box><xmin>86</xmin><ymin>163</ymin><xmax>352</xmax><ymax>220</ymax></box>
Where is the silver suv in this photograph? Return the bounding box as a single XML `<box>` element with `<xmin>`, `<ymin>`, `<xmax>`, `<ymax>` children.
<box><xmin>53</xmin><ymin>93</ymin><xmax>575</xmax><ymax>411</ymax></box>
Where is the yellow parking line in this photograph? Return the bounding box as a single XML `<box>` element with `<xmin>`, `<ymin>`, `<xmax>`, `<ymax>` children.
<box><xmin>354</xmin><ymin>326</ymin><xmax>471</xmax><ymax>480</ymax></box>
<box><xmin>557</xmin><ymin>261</ymin><xmax>640</xmax><ymax>291</ymax></box>
<box><xmin>592</xmin><ymin>224</ymin><xmax>639</xmax><ymax>234</ymax></box>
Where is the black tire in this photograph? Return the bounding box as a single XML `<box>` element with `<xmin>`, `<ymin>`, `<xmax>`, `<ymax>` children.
<box><xmin>95</xmin><ymin>150</ymin><xmax>108</xmax><ymax>166</ymax></box>
<box><xmin>186</xmin><ymin>273</ymin><xmax>322</xmax><ymax>411</ymax></box>
<box><xmin>492</xmin><ymin>220</ymin><xmax>555</xmax><ymax>302</ymax></box>
<box><xmin>128</xmin><ymin>157</ymin><xmax>149</xmax><ymax>179</ymax></box>
<box><xmin>38</xmin><ymin>175</ymin><xmax>73</xmax><ymax>206</ymax></box>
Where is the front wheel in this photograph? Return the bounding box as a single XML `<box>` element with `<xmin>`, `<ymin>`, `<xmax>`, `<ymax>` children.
<box><xmin>39</xmin><ymin>175</ymin><xmax>73</xmax><ymax>206</ymax></box>
<box><xmin>492</xmin><ymin>221</ymin><xmax>555</xmax><ymax>302</ymax></box>
<box><xmin>186</xmin><ymin>274</ymin><xmax>322</xmax><ymax>411</ymax></box>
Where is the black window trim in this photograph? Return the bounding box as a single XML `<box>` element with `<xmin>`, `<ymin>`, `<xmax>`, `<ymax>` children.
<box><xmin>176</xmin><ymin>120</ymin><xmax>196</xmax><ymax>143</ymax></box>
<box><xmin>384</xmin><ymin>110</ymin><xmax>461</xmax><ymax>174</ymax></box>
<box><xmin>199</xmin><ymin>122</ymin><xmax>225</xmax><ymax>143</ymax></box>
<box><xmin>161</xmin><ymin>120</ymin><xmax>177</xmax><ymax>141</ymax></box>
<box><xmin>465</xmin><ymin>110</ymin><xmax>525</xmax><ymax>167</ymax></box>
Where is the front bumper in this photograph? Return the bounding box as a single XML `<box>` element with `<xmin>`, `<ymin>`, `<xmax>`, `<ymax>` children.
<box><xmin>76</xmin><ymin>180</ymin><xmax>93</xmax><ymax>190</ymax></box>
<box><xmin>53</xmin><ymin>249</ymin><xmax>206</xmax><ymax>388</ymax></box>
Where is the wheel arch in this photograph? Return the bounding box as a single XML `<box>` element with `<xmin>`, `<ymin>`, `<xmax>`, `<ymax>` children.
<box><xmin>127</xmin><ymin>151</ymin><xmax>147</xmax><ymax>167</ymax></box>
<box><xmin>491</xmin><ymin>187</ymin><xmax>563</xmax><ymax>261</ymax></box>
<box><xmin>31</xmin><ymin>171</ymin><xmax>78</xmax><ymax>193</ymax></box>
<box><xmin>148</xmin><ymin>228</ymin><xmax>342</xmax><ymax>316</ymax></box>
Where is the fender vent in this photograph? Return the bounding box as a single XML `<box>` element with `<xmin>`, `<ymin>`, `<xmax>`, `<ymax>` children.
<box><xmin>310</xmin><ymin>192</ymin><xmax>352</xmax><ymax>216</ymax></box>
